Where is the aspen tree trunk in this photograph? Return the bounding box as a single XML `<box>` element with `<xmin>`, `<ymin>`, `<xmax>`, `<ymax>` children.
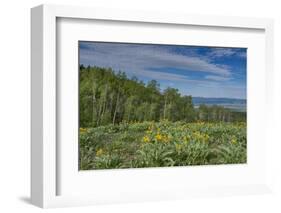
<box><xmin>99</xmin><ymin>84</ymin><xmax>108</xmax><ymax>124</ymax></box>
<box><xmin>113</xmin><ymin>86</ymin><xmax>120</xmax><ymax>125</ymax></box>
<box><xmin>163</xmin><ymin>95</ymin><xmax>167</xmax><ymax>119</ymax></box>
<box><xmin>92</xmin><ymin>86</ymin><xmax>97</xmax><ymax>124</ymax></box>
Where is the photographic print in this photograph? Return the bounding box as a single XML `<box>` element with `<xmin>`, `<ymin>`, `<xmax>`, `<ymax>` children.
<box><xmin>79</xmin><ymin>42</ymin><xmax>247</xmax><ymax>170</ymax></box>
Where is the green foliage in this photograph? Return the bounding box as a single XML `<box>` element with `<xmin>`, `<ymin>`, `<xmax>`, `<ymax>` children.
<box><xmin>79</xmin><ymin>121</ymin><xmax>247</xmax><ymax>170</ymax></box>
<box><xmin>79</xmin><ymin>66</ymin><xmax>246</xmax><ymax>128</ymax></box>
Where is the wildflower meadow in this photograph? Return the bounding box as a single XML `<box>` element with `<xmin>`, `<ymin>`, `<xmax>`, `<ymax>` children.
<box><xmin>79</xmin><ymin>120</ymin><xmax>246</xmax><ymax>169</ymax></box>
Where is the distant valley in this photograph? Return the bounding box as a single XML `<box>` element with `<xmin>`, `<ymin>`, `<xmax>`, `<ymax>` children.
<box><xmin>192</xmin><ymin>97</ymin><xmax>247</xmax><ymax>112</ymax></box>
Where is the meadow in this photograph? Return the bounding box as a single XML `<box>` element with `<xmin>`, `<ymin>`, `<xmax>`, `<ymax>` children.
<box><xmin>79</xmin><ymin>120</ymin><xmax>246</xmax><ymax>170</ymax></box>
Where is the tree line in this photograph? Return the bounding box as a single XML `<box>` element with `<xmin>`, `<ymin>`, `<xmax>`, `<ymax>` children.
<box><xmin>79</xmin><ymin>65</ymin><xmax>246</xmax><ymax>127</ymax></box>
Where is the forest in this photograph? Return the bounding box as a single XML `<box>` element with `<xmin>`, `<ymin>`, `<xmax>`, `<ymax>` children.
<box><xmin>79</xmin><ymin>65</ymin><xmax>247</xmax><ymax>170</ymax></box>
<box><xmin>79</xmin><ymin>65</ymin><xmax>246</xmax><ymax>128</ymax></box>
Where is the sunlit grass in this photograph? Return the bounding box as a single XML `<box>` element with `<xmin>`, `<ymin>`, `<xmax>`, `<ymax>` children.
<box><xmin>79</xmin><ymin>121</ymin><xmax>246</xmax><ymax>170</ymax></box>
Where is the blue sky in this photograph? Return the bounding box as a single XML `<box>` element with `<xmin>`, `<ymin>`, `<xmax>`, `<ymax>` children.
<box><xmin>79</xmin><ymin>42</ymin><xmax>246</xmax><ymax>99</ymax></box>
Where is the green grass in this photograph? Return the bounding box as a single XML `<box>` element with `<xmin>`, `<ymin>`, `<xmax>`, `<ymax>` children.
<box><xmin>79</xmin><ymin>121</ymin><xmax>246</xmax><ymax>170</ymax></box>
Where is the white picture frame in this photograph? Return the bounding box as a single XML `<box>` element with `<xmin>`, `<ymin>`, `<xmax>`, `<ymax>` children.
<box><xmin>31</xmin><ymin>4</ymin><xmax>274</xmax><ymax>208</ymax></box>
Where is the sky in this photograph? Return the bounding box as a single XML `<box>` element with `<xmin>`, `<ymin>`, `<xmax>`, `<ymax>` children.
<box><xmin>79</xmin><ymin>41</ymin><xmax>247</xmax><ymax>99</ymax></box>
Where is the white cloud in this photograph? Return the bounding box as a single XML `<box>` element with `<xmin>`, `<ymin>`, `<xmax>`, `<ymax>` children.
<box><xmin>80</xmin><ymin>43</ymin><xmax>232</xmax><ymax>80</ymax></box>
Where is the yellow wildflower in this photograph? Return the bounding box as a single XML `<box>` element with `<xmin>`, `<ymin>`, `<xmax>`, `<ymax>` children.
<box><xmin>155</xmin><ymin>133</ymin><xmax>162</xmax><ymax>141</ymax></box>
<box><xmin>142</xmin><ymin>135</ymin><xmax>150</xmax><ymax>143</ymax></box>
<box><xmin>96</xmin><ymin>148</ymin><xmax>104</xmax><ymax>157</ymax></box>
<box><xmin>79</xmin><ymin>127</ymin><xmax>87</xmax><ymax>133</ymax></box>
<box><xmin>162</xmin><ymin>135</ymin><xmax>170</xmax><ymax>143</ymax></box>
<box><xmin>231</xmin><ymin>138</ymin><xmax>237</xmax><ymax>144</ymax></box>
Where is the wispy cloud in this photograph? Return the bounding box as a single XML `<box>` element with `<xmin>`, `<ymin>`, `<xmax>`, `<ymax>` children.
<box><xmin>80</xmin><ymin>42</ymin><xmax>232</xmax><ymax>78</ymax></box>
<box><xmin>207</xmin><ymin>47</ymin><xmax>247</xmax><ymax>59</ymax></box>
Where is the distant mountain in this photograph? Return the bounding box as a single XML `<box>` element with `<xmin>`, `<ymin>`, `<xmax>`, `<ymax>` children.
<box><xmin>192</xmin><ymin>97</ymin><xmax>246</xmax><ymax>105</ymax></box>
<box><xmin>192</xmin><ymin>97</ymin><xmax>246</xmax><ymax>112</ymax></box>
